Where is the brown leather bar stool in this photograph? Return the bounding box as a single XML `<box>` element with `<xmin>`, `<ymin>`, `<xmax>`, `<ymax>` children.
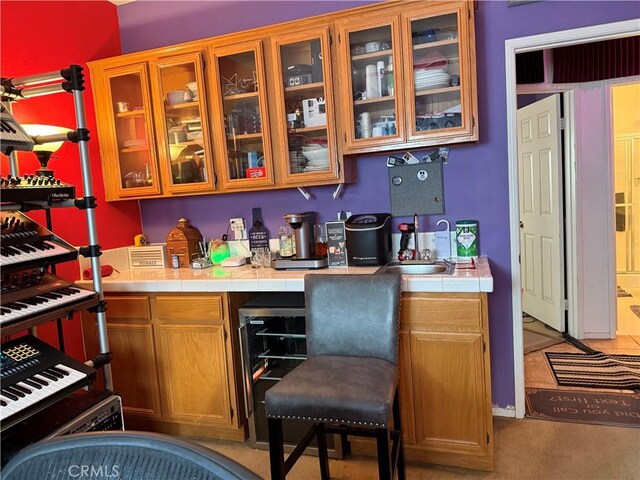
<box><xmin>265</xmin><ymin>274</ymin><xmax>405</xmax><ymax>480</ymax></box>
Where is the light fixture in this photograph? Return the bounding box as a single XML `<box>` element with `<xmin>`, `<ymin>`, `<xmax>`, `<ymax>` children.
<box><xmin>21</xmin><ymin>124</ymin><xmax>72</xmax><ymax>177</ymax></box>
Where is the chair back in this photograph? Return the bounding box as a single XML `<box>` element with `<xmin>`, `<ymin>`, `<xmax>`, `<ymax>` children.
<box><xmin>304</xmin><ymin>274</ymin><xmax>401</xmax><ymax>364</ymax></box>
<box><xmin>2</xmin><ymin>431</ymin><xmax>261</xmax><ymax>480</ymax></box>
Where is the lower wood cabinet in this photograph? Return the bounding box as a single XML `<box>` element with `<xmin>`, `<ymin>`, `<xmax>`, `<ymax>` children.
<box><xmin>83</xmin><ymin>290</ymin><xmax>493</xmax><ymax>470</ymax></box>
<box><xmin>82</xmin><ymin>292</ymin><xmax>255</xmax><ymax>441</ymax></box>
<box><xmin>352</xmin><ymin>292</ymin><xmax>494</xmax><ymax>471</ymax></box>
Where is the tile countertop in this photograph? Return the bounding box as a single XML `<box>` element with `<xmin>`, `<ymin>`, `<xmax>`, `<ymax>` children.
<box><xmin>77</xmin><ymin>257</ymin><xmax>493</xmax><ymax>293</ymax></box>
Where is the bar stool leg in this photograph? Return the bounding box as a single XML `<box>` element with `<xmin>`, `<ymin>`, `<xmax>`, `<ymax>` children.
<box><xmin>268</xmin><ymin>418</ymin><xmax>286</xmax><ymax>480</ymax></box>
<box><xmin>376</xmin><ymin>427</ymin><xmax>392</xmax><ymax>480</ymax></box>
<box><xmin>316</xmin><ymin>423</ymin><xmax>330</xmax><ymax>480</ymax></box>
<box><xmin>393</xmin><ymin>391</ymin><xmax>406</xmax><ymax>480</ymax></box>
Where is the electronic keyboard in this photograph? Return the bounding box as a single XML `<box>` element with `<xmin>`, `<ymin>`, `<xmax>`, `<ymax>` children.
<box><xmin>0</xmin><ymin>211</ymin><xmax>78</xmax><ymax>273</ymax></box>
<box><xmin>0</xmin><ymin>335</ymin><xmax>96</xmax><ymax>432</ymax></box>
<box><xmin>0</xmin><ymin>106</ymin><xmax>34</xmax><ymax>155</ymax></box>
<box><xmin>0</xmin><ymin>272</ymin><xmax>99</xmax><ymax>335</ymax></box>
<box><xmin>1</xmin><ymin>174</ymin><xmax>75</xmax><ymax>203</ymax></box>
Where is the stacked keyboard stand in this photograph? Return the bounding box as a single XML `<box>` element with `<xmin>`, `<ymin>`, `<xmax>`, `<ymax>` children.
<box><xmin>0</xmin><ymin>66</ymin><xmax>121</xmax><ymax>465</ymax></box>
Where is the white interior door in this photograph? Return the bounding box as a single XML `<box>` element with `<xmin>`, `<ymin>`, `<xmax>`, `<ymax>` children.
<box><xmin>517</xmin><ymin>94</ymin><xmax>565</xmax><ymax>332</ymax></box>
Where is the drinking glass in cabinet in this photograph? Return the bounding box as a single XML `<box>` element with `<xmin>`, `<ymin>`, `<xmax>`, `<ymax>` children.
<box><xmin>411</xmin><ymin>12</ymin><xmax>462</xmax><ymax>133</ymax></box>
<box><xmin>109</xmin><ymin>72</ymin><xmax>154</xmax><ymax>189</ymax></box>
<box><xmin>348</xmin><ymin>25</ymin><xmax>396</xmax><ymax>140</ymax></box>
<box><xmin>157</xmin><ymin>61</ymin><xmax>209</xmax><ymax>185</ymax></box>
<box><xmin>218</xmin><ymin>51</ymin><xmax>265</xmax><ymax>181</ymax></box>
<box><xmin>279</xmin><ymin>38</ymin><xmax>330</xmax><ymax>175</ymax></box>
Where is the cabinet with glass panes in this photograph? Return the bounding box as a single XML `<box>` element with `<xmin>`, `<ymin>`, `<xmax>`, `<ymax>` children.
<box><xmin>93</xmin><ymin>63</ymin><xmax>162</xmax><ymax>200</ymax></box>
<box><xmin>270</xmin><ymin>28</ymin><xmax>341</xmax><ymax>184</ymax></box>
<box><xmin>150</xmin><ymin>52</ymin><xmax>216</xmax><ymax>195</ymax></box>
<box><xmin>208</xmin><ymin>41</ymin><xmax>274</xmax><ymax>190</ymax></box>
<box><xmin>337</xmin><ymin>1</ymin><xmax>477</xmax><ymax>154</ymax></box>
<box><xmin>336</xmin><ymin>14</ymin><xmax>406</xmax><ymax>152</ymax></box>
<box><xmin>402</xmin><ymin>2</ymin><xmax>476</xmax><ymax>144</ymax></box>
<box><xmin>89</xmin><ymin>52</ymin><xmax>216</xmax><ymax>201</ymax></box>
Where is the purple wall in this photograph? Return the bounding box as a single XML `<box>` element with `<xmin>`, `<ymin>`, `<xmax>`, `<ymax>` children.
<box><xmin>117</xmin><ymin>0</ymin><xmax>640</xmax><ymax>408</ymax></box>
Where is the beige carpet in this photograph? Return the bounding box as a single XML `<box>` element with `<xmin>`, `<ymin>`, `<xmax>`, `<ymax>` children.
<box><xmin>194</xmin><ymin>417</ymin><xmax>640</xmax><ymax>479</ymax></box>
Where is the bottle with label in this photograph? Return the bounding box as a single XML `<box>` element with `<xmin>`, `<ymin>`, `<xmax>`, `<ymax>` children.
<box><xmin>456</xmin><ymin>220</ymin><xmax>478</xmax><ymax>259</ymax></box>
<box><xmin>278</xmin><ymin>225</ymin><xmax>293</xmax><ymax>258</ymax></box>
<box><xmin>386</xmin><ymin>56</ymin><xmax>394</xmax><ymax>97</ymax></box>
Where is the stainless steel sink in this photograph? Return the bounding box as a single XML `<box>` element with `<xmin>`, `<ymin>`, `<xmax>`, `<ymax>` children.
<box><xmin>376</xmin><ymin>261</ymin><xmax>453</xmax><ymax>275</ymax></box>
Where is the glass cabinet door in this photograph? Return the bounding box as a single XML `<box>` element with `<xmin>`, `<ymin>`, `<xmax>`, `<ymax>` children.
<box><xmin>106</xmin><ymin>64</ymin><xmax>161</xmax><ymax>197</ymax></box>
<box><xmin>271</xmin><ymin>28</ymin><xmax>338</xmax><ymax>183</ymax></box>
<box><xmin>403</xmin><ymin>5</ymin><xmax>474</xmax><ymax>141</ymax></box>
<box><xmin>151</xmin><ymin>52</ymin><xmax>215</xmax><ymax>194</ymax></box>
<box><xmin>209</xmin><ymin>41</ymin><xmax>274</xmax><ymax>189</ymax></box>
<box><xmin>337</xmin><ymin>16</ymin><xmax>405</xmax><ymax>150</ymax></box>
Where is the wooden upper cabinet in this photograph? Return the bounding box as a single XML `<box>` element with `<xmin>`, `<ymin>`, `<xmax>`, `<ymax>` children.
<box><xmin>335</xmin><ymin>14</ymin><xmax>406</xmax><ymax>153</ymax></box>
<box><xmin>207</xmin><ymin>41</ymin><xmax>275</xmax><ymax>190</ymax></box>
<box><xmin>89</xmin><ymin>1</ymin><xmax>478</xmax><ymax>200</ymax></box>
<box><xmin>94</xmin><ymin>63</ymin><xmax>162</xmax><ymax>200</ymax></box>
<box><xmin>270</xmin><ymin>28</ymin><xmax>340</xmax><ymax>184</ymax></box>
<box><xmin>401</xmin><ymin>2</ymin><xmax>477</xmax><ymax>144</ymax></box>
<box><xmin>336</xmin><ymin>0</ymin><xmax>477</xmax><ymax>154</ymax></box>
<box><xmin>150</xmin><ymin>51</ymin><xmax>216</xmax><ymax>195</ymax></box>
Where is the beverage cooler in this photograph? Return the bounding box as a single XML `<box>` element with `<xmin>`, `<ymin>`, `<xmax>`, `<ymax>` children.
<box><xmin>238</xmin><ymin>293</ymin><xmax>342</xmax><ymax>457</ymax></box>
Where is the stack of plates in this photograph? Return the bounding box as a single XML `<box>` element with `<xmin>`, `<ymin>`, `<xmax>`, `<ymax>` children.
<box><xmin>414</xmin><ymin>68</ymin><xmax>451</xmax><ymax>91</ymax></box>
<box><xmin>123</xmin><ymin>139</ymin><xmax>146</xmax><ymax>148</ymax></box>
<box><xmin>301</xmin><ymin>145</ymin><xmax>329</xmax><ymax>172</ymax></box>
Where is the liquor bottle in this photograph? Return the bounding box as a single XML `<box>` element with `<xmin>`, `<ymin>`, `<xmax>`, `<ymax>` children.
<box><xmin>248</xmin><ymin>207</ymin><xmax>270</xmax><ymax>251</ymax></box>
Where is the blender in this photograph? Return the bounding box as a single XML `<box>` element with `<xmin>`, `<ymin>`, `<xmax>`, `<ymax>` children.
<box><xmin>271</xmin><ymin>212</ymin><xmax>329</xmax><ymax>270</ymax></box>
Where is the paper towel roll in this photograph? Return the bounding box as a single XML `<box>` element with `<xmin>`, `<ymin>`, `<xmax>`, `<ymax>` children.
<box><xmin>365</xmin><ymin>64</ymin><xmax>379</xmax><ymax>99</ymax></box>
<box><xmin>359</xmin><ymin>111</ymin><xmax>371</xmax><ymax>138</ymax></box>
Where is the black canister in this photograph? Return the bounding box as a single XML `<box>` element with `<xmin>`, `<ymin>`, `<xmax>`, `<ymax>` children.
<box><xmin>345</xmin><ymin>213</ymin><xmax>392</xmax><ymax>266</ymax></box>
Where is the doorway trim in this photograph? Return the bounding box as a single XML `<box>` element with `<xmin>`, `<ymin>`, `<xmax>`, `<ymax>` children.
<box><xmin>505</xmin><ymin>19</ymin><xmax>640</xmax><ymax>419</ymax></box>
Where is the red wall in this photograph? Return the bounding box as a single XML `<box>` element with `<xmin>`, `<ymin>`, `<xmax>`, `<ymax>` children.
<box><xmin>1</xmin><ymin>2</ymin><xmax>141</xmax><ymax>359</ymax></box>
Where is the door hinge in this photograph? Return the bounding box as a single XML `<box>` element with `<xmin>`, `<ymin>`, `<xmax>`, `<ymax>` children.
<box><xmin>518</xmin><ymin>254</ymin><xmax>520</xmax><ymax>264</ymax></box>
<box><xmin>563</xmin><ymin>299</ymin><xmax>569</xmax><ymax>311</ymax></box>
<box><xmin>230</xmin><ymin>407</ymin><xmax>234</xmax><ymax>420</ymax></box>
<box><xmin>472</xmin><ymin>115</ymin><xmax>476</xmax><ymax>128</ymax></box>
<box><xmin>344</xmin><ymin>132</ymin><xmax>347</xmax><ymax>142</ymax></box>
<box><xmin>213</xmin><ymin>172</ymin><xmax>218</xmax><ymax>187</ymax></box>
<box><xmin>338</xmin><ymin>33</ymin><xmax>341</xmax><ymax>44</ymax></box>
<box><xmin>483</xmin><ymin>341</ymin><xmax>486</xmax><ymax>353</ymax></box>
<box><xmin>329</xmin><ymin>35</ymin><xmax>333</xmax><ymax>46</ymax></box>
<box><xmin>223</xmin><ymin>328</ymin><xmax>228</xmax><ymax>342</ymax></box>
<box><xmin>487</xmin><ymin>433</ymin><xmax>490</xmax><ymax>444</ymax></box>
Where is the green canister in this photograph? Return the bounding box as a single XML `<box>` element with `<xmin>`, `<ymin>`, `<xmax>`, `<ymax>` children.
<box><xmin>456</xmin><ymin>220</ymin><xmax>478</xmax><ymax>259</ymax></box>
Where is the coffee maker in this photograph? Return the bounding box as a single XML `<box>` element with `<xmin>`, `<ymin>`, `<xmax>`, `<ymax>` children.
<box><xmin>271</xmin><ymin>212</ymin><xmax>329</xmax><ymax>270</ymax></box>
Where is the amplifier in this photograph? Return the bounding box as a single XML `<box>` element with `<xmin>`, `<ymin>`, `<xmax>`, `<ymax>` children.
<box><xmin>1</xmin><ymin>390</ymin><xmax>124</xmax><ymax>467</ymax></box>
<box><xmin>128</xmin><ymin>244</ymin><xmax>168</xmax><ymax>269</ymax></box>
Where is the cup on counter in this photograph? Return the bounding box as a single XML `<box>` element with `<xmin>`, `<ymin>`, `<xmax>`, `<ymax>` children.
<box><xmin>314</xmin><ymin>224</ymin><xmax>328</xmax><ymax>257</ymax></box>
<box><xmin>116</xmin><ymin>101</ymin><xmax>130</xmax><ymax>112</ymax></box>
